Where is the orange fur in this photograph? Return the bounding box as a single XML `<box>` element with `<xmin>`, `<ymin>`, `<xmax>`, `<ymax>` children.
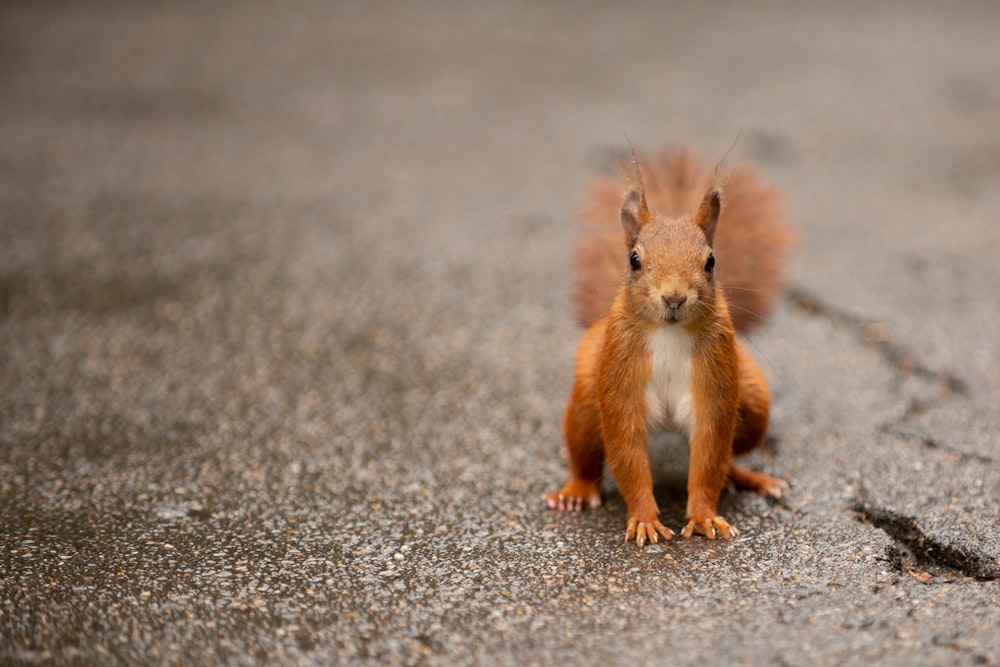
<box><xmin>544</xmin><ymin>147</ymin><xmax>791</xmax><ymax>547</ymax></box>
<box><xmin>574</xmin><ymin>148</ymin><xmax>794</xmax><ymax>330</ymax></box>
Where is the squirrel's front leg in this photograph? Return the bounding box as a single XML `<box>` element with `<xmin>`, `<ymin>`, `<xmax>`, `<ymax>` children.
<box><xmin>681</xmin><ymin>410</ymin><xmax>737</xmax><ymax>540</ymax></box>
<box><xmin>684</xmin><ymin>422</ymin><xmax>736</xmax><ymax>540</ymax></box>
<box><xmin>604</xmin><ymin>417</ymin><xmax>673</xmax><ymax>548</ymax></box>
<box><xmin>684</xmin><ymin>350</ymin><xmax>739</xmax><ymax>540</ymax></box>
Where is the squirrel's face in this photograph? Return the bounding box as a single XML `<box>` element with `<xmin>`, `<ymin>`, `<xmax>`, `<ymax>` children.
<box><xmin>620</xmin><ymin>185</ymin><xmax>721</xmax><ymax>326</ymax></box>
<box><xmin>626</xmin><ymin>220</ymin><xmax>717</xmax><ymax>325</ymax></box>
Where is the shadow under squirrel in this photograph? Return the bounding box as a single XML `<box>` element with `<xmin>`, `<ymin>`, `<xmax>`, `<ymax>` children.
<box><xmin>543</xmin><ymin>147</ymin><xmax>794</xmax><ymax>548</ymax></box>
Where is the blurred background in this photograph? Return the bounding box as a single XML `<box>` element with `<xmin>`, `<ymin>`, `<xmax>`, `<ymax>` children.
<box><xmin>2</xmin><ymin>1</ymin><xmax>998</xmax><ymax>664</ymax></box>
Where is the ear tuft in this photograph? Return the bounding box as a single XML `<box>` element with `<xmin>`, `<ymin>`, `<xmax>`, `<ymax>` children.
<box><xmin>621</xmin><ymin>187</ymin><xmax>650</xmax><ymax>248</ymax></box>
<box><xmin>695</xmin><ymin>187</ymin><xmax>722</xmax><ymax>245</ymax></box>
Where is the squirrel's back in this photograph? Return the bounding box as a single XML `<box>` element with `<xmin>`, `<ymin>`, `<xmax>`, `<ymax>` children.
<box><xmin>574</xmin><ymin>148</ymin><xmax>793</xmax><ymax>331</ymax></box>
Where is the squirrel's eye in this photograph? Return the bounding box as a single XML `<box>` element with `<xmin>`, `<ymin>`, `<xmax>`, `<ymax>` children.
<box><xmin>629</xmin><ymin>250</ymin><xmax>642</xmax><ymax>271</ymax></box>
<box><xmin>704</xmin><ymin>253</ymin><xmax>715</xmax><ymax>273</ymax></box>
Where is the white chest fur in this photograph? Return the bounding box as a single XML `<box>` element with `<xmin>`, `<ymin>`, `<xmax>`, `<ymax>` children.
<box><xmin>644</xmin><ymin>325</ymin><xmax>696</xmax><ymax>436</ymax></box>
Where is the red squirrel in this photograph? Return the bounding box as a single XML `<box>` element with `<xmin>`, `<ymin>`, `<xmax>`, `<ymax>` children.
<box><xmin>543</xmin><ymin>148</ymin><xmax>794</xmax><ymax>547</ymax></box>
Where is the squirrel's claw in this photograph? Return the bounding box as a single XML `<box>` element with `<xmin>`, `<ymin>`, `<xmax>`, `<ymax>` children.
<box><xmin>761</xmin><ymin>479</ymin><xmax>788</xmax><ymax>500</ymax></box>
<box><xmin>542</xmin><ymin>487</ymin><xmax>602</xmax><ymax>513</ymax></box>
<box><xmin>681</xmin><ymin>515</ymin><xmax>738</xmax><ymax>540</ymax></box>
<box><xmin>626</xmin><ymin>516</ymin><xmax>674</xmax><ymax>549</ymax></box>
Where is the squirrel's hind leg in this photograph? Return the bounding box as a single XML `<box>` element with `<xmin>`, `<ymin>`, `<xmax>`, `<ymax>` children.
<box><xmin>543</xmin><ymin>479</ymin><xmax>602</xmax><ymax>512</ymax></box>
<box><xmin>730</xmin><ymin>341</ymin><xmax>788</xmax><ymax>499</ymax></box>
<box><xmin>543</xmin><ymin>381</ymin><xmax>604</xmax><ymax>512</ymax></box>
<box><xmin>728</xmin><ymin>464</ymin><xmax>786</xmax><ymax>499</ymax></box>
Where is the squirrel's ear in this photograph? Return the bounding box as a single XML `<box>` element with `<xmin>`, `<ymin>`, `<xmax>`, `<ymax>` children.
<box><xmin>695</xmin><ymin>187</ymin><xmax>722</xmax><ymax>246</ymax></box>
<box><xmin>621</xmin><ymin>187</ymin><xmax>651</xmax><ymax>247</ymax></box>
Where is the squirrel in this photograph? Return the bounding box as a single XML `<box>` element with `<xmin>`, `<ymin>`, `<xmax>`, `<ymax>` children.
<box><xmin>543</xmin><ymin>147</ymin><xmax>794</xmax><ymax>547</ymax></box>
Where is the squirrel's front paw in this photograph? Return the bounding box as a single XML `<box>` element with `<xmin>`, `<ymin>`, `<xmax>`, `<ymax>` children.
<box><xmin>543</xmin><ymin>480</ymin><xmax>601</xmax><ymax>512</ymax></box>
<box><xmin>626</xmin><ymin>516</ymin><xmax>674</xmax><ymax>549</ymax></box>
<box><xmin>681</xmin><ymin>514</ymin><xmax>738</xmax><ymax>540</ymax></box>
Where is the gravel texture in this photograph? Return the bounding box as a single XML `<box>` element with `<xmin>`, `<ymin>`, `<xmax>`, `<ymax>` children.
<box><xmin>1</xmin><ymin>1</ymin><xmax>998</xmax><ymax>665</ymax></box>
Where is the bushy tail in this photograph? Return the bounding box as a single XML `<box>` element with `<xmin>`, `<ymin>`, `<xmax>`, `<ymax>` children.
<box><xmin>574</xmin><ymin>148</ymin><xmax>794</xmax><ymax>332</ymax></box>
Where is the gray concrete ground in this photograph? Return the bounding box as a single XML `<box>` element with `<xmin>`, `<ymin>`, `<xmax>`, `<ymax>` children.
<box><xmin>1</xmin><ymin>1</ymin><xmax>998</xmax><ymax>665</ymax></box>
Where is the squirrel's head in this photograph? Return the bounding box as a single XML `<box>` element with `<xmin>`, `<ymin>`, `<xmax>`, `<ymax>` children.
<box><xmin>620</xmin><ymin>185</ymin><xmax>721</xmax><ymax>326</ymax></box>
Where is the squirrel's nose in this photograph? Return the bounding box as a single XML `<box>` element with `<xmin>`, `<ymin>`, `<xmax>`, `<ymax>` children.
<box><xmin>663</xmin><ymin>294</ymin><xmax>687</xmax><ymax>311</ymax></box>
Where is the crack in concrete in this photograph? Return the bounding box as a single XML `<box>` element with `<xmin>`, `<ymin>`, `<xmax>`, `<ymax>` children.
<box><xmin>853</xmin><ymin>492</ymin><xmax>998</xmax><ymax>582</ymax></box>
<box><xmin>787</xmin><ymin>288</ymin><xmax>967</xmax><ymax>395</ymax></box>
<box><xmin>877</xmin><ymin>423</ymin><xmax>995</xmax><ymax>465</ymax></box>
<box><xmin>876</xmin><ymin>398</ymin><xmax>994</xmax><ymax>464</ymax></box>
<box><xmin>791</xmin><ymin>289</ymin><xmax>995</xmax><ymax>582</ymax></box>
